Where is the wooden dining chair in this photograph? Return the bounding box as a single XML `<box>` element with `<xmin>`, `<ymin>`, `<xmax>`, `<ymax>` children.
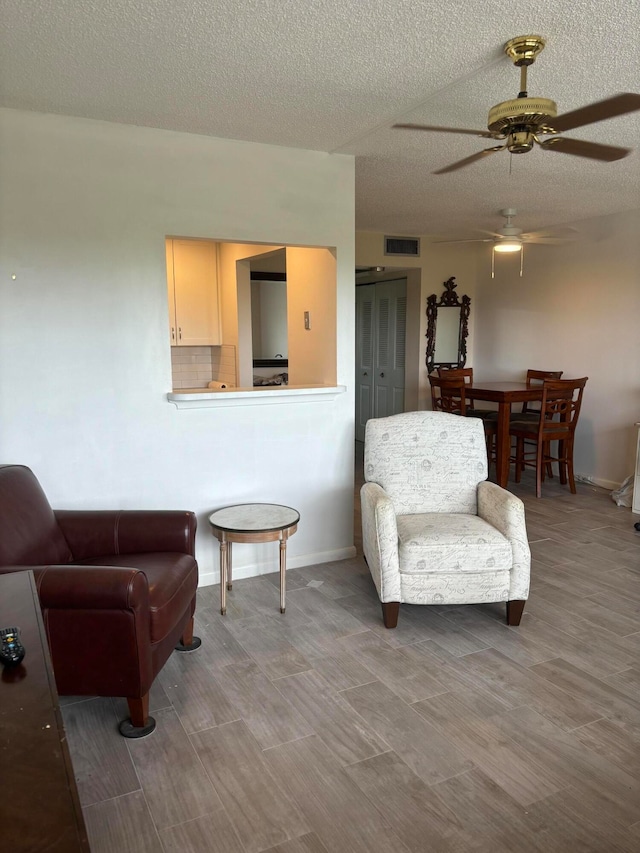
<box><xmin>510</xmin><ymin>377</ymin><xmax>588</xmax><ymax>498</ymax></box>
<box><xmin>514</xmin><ymin>369</ymin><xmax>564</xmax><ymax>421</ymax></box>
<box><xmin>429</xmin><ymin>375</ymin><xmax>467</xmax><ymax>414</ymax></box>
<box><xmin>430</xmin><ymin>374</ymin><xmax>496</xmax><ymax>460</ymax></box>
<box><xmin>437</xmin><ymin>367</ymin><xmax>497</xmax><ymax>420</ymax></box>
<box><xmin>510</xmin><ymin>369</ymin><xmax>564</xmax><ymax>478</ymax></box>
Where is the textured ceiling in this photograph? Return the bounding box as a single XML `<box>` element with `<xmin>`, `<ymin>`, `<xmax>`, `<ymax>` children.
<box><xmin>2</xmin><ymin>0</ymin><xmax>639</xmax><ymax>238</ymax></box>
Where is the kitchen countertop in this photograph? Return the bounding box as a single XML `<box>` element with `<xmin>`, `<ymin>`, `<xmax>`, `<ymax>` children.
<box><xmin>167</xmin><ymin>384</ymin><xmax>346</xmax><ymax>409</ymax></box>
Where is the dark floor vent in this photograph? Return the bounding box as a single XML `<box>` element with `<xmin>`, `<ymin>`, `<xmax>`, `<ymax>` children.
<box><xmin>384</xmin><ymin>236</ymin><xmax>420</xmax><ymax>257</ymax></box>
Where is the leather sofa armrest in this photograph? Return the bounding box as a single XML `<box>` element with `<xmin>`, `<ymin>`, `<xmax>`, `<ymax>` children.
<box><xmin>33</xmin><ymin>564</ymin><xmax>150</xmax><ymax>611</ymax></box>
<box><xmin>54</xmin><ymin>510</ymin><xmax>197</xmax><ymax>561</ymax></box>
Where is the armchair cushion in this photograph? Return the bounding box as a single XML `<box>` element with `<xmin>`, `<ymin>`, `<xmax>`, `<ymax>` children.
<box><xmin>397</xmin><ymin>513</ymin><xmax>512</xmax><ymax>574</ymax></box>
<box><xmin>73</xmin><ymin>551</ymin><xmax>198</xmax><ymax>644</ymax></box>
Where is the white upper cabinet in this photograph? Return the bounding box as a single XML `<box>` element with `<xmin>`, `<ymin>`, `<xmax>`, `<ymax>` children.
<box><xmin>166</xmin><ymin>238</ymin><xmax>221</xmax><ymax>346</ymax></box>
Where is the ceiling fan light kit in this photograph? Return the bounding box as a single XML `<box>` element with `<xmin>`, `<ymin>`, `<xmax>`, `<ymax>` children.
<box><xmin>491</xmin><ymin>213</ymin><xmax>524</xmax><ymax>278</ymax></box>
<box><xmin>491</xmin><ymin>242</ymin><xmax>523</xmax><ymax>278</ymax></box>
<box><xmin>493</xmin><ymin>240</ymin><xmax>522</xmax><ymax>253</ymax></box>
<box><xmin>393</xmin><ymin>34</ymin><xmax>640</xmax><ymax>174</ymax></box>
<box><xmin>433</xmin><ymin>208</ymin><xmax>573</xmax><ymax>278</ymax></box>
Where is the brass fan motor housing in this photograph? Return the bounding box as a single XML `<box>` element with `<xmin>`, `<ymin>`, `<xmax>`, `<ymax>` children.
<box><xmin>487</xmin><ymin>97</ymin><xmax>558</xmax><ymax>134</ymax></box>
<box><xmin>504</xmin><ymin>35</ymin><xmax>546</xmax><ymax>66</ymax></box>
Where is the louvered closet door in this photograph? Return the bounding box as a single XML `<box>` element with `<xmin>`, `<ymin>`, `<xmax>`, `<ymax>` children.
<box><xmin>355</xmin><ymin>279</ymin><xmax>406</xmax><ymax>441</ymax></box>
<box><xmin>374</xmin><ymin>280</ymin><xmax>406</xmax><ymax>418</ymax></box>
<box><xmin>355</xmin><ymin>284</ymin><xmax>375</xmax><ymax>442</ymax></box>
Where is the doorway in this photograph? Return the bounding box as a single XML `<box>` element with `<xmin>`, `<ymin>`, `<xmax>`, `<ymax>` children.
<box><xmin>355</xmin><ymin>278</ymin><xmax>407</xmax><ymax>442</ymax></box>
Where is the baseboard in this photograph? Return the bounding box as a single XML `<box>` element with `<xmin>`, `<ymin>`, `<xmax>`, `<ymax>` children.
<box><xmin>198</xmin><ymin>545</ymin><xmax>358</xmax><ymax>588</ymax></box>
<box><xmin>575</xmin><ymin>472</ymin><xmax>619</xmax><ymax>491</ymax></box>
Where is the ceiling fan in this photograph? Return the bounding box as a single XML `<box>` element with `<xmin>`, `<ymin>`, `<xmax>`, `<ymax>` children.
<box><xmin>435</xmin><ymin>208</ymin><xmax>577</xmax><ymax>277</ymax></box>
<box><xmin>394</xmin><ymin>35</ymin><xmax>640</xmax><ymax>174</ymax></box>
<box><xmin>435</xmin><ymin>208</ymin><xmax>576</xmax><ymax>251</ymax></box>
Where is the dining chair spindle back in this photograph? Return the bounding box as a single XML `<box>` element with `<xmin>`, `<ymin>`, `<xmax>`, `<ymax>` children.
<box><xmin>429</xmin><ymin>375</ymin><xmax>467</xmax><ymax>415</ymax></box>
<box><xmin>517</xmin><ymin>369</ymin><xmax>564</xmax><ymax>421</ymax></box>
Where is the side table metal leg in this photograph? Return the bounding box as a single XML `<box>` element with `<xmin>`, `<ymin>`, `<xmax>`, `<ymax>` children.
<box><xmin>227</xmin><ymin>541</ymin><xmax>233</xmax><ymax>590</ymax></box>
<box><xmin>220</xmin><ymin>540</ymin><xmax>228</xmax><ymax>615</ymax></box>
<box><xmin>279</xmin><ymin>538</ymin><xmax>286</xmax><ymax>614</ymax></box>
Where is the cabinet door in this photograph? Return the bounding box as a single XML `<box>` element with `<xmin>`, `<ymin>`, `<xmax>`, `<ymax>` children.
<box><xmin>169</xmin><ymin>239</ymin><xmax>221</xmax><ymax>346</ymax></box>
<box><xmin>166</xmin><ymin>240</ymin><xmax>178</xmax><ymax>344</ymax></box>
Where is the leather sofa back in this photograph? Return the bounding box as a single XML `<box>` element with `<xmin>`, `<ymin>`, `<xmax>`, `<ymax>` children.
<box><xmin>0</xmin><ymin>465</ymin><xmax>73</xmax><ymax>566</ymax></box>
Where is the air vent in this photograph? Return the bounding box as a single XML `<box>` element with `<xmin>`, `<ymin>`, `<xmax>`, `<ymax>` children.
<box><xmin>384</xmin><ymin>236</ymin><xmax>420</xmax><ymax>257</ymax></box>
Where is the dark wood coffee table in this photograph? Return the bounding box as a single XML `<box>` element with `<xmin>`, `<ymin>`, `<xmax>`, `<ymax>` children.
<box><xmin>0</xmin><ymin>570</ymin><xmax>90</xmax><ymax>852</ymax></box>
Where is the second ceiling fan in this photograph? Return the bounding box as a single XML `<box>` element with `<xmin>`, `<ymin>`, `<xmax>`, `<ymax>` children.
<box><xmin>435</xmin><ymin>208</ymin><xmax>576</xmax><ymax>251</ymax></box>
<box><xmin>434</xmin><ymin>209</ymin><xmax>577</xmax><ymax>277</ymax></box>
<box><xmin>394</xmin><ymin>35</ymin><xmax>640</xmax><ymax>174</ymax></box>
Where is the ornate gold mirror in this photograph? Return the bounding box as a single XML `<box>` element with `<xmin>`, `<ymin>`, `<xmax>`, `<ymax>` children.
<box><xmin>425</xmin><ymin>277</ymin><xmax>470</xmax><ymax>374</ymax></box>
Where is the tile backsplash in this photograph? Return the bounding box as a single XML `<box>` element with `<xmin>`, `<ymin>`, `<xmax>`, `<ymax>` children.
<box><xmin>171</xmin><ymin>345</ymin><xmax>237</xmax><ymax>389</ymax></box>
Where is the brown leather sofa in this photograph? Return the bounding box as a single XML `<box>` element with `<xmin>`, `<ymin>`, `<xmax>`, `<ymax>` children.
<box><xmin>0</xmin><ymin>464</ymin><xmax>201</xmax><ymax>737</ymax></box>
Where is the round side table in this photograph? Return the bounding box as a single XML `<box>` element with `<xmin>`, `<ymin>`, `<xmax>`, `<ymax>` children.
<box><xmin>208</xmin><ymin>503</ymin><xmax>300</xmax><ymax>615</ymax></box>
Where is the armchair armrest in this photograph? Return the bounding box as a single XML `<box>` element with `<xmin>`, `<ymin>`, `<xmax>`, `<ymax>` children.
<box><xmin>360</xmin><ymin>482</ymin><xmax>401</xmax><ymax>602</ymax></box>
<box><xmin>54</xmin><ymin>510</ymin><xmax>197</xmax><ymax>561</ymax></box>
<box><xmin>477</xmin><ymin>481</ymin><xmax>531</xmax><ymax>601</ymax></box>
<box><xmin>34</xmin><ymin>564</ymin><xmax>149</xmax><ymax>611</ymax></box>
<box><xmin>32</xmin><ymin>564</ymin><xmax>153</xmax><ymax>698</ymax></box>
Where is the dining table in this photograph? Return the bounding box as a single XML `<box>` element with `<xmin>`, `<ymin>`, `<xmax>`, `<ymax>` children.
<box><xmin>465</xmin><ymin>381</ymin><xmax>544</xmax><ymax>489</ymax></box>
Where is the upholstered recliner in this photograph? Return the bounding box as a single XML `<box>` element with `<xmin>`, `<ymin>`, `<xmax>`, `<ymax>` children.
<box><xmin>0</xmin><ymin>464</ymin><xmax>201</xmax><ymax>737</ymax></box>
<box><xmin>361</xmin><ymin>412</ymin><xmax>530</xmax><ymax>628</ymax></box>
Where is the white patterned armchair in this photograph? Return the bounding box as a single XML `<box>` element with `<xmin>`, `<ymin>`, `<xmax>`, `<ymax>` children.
<box><xmin>361</xmin><ymin>411</ymin><xmax>530</xmax><ymax>628</ymax></box>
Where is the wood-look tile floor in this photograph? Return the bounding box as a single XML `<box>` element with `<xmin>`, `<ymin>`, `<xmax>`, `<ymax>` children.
<box><xmin>64</xmin><ymin>451</ymin><xmax>640</xmax><ymax>852</ymax></box>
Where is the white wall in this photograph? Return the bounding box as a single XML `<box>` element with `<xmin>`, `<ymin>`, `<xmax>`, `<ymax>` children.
<box><xmin>473</xmin><ymin>210</ymin><xmax>640</xmax><ymax>489</ymax></box>
<box><xmin>0</xmin><ymin>108</ymin><xmax>356</xmax><ymax>584</ymax></box>
<box><xmin>287</xmin><ymin>247</ymin><xmax>337</xmax><ymax>386</ymax></box>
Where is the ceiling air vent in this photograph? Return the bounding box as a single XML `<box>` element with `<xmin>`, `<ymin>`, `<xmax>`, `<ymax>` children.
<box><xmin>384</xmin><ymin>236</ymin><xmax>420</xmax><ymax>257</ymax></box>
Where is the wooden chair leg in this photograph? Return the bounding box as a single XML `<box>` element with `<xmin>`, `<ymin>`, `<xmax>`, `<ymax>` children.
<box><xmin>558</xmin><ymin>439</ymin><xmax>568</xmax><ymax>485</ymax></box>
<box><xmin>535</xmin><ymin>438</ymin><xmax>543</xmax><ymax>498</ymax></box>
<box><xmin>515</xmin><ymin>438</ymin><xmax>523</xmax><ymax>483</ymax></box>
<box><xmin>506</xmin><ymin>600</ymin><xmax>526</xmax><ymax>626</ymax></box>
<box><xmin>566</xmin><ymin>438</ymin><xmax>577</xmax><ymax>493</ymax></box>
<box><xmin>119</xmin><ymin>692</ymin><xmax>156</xmax><ymax>738</ymax></box>
<box><xmin>175</xmin><ymin>616</ymin><xmax>202</xmax><ymax>652</ymax></box>
<box><xmin>128</xmin><ymin>694</ymin><xmax>149</xmax><ymax>727</ymax></box>
<box><xmin>381</xmin><ymin>601</ymin><xmax>400</xmax><ymax>629</ymax></box>
<box><xmin>544</xmin><ymin>441</ymin><xmax>554</xmax><ymax>479</ymax></box>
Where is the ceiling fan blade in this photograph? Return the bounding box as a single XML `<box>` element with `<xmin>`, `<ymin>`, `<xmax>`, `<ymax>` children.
<box><xmin>432</xmin><ymin>238</ymin><xmax>493</xmax><ymax>244</ymax></box>
<box><xmin>539</xmin><ymin>136</ymin><xmax>631</xmax><ymax>161</ymax></box>
<box><xmin>522</xmin><ymin>226</ymin><xmax>579</xmax><ymax>239</ymax></box>
<box><xmin>474</xmin><ymin>229</ymin><xmax>509</xmax><ymax>238</ymax></box>
<box><xmin>551</xmin><ymin>93</ymin><xmax>640</xmax><ymax>133</ymax></box>
<box><xmin>433</xmin><ymin>146</ymin><xmax>504</xmax><ymax>175</ymax></box>
<box><xmin>393</xmin><ymin>123</ymin><xmax>494</xmax><ymax>138</ymax></box>
<box><xmin>523</xmin><ymin>236</ymin><xmax>577</xmax><ymax>244</ymax></box>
